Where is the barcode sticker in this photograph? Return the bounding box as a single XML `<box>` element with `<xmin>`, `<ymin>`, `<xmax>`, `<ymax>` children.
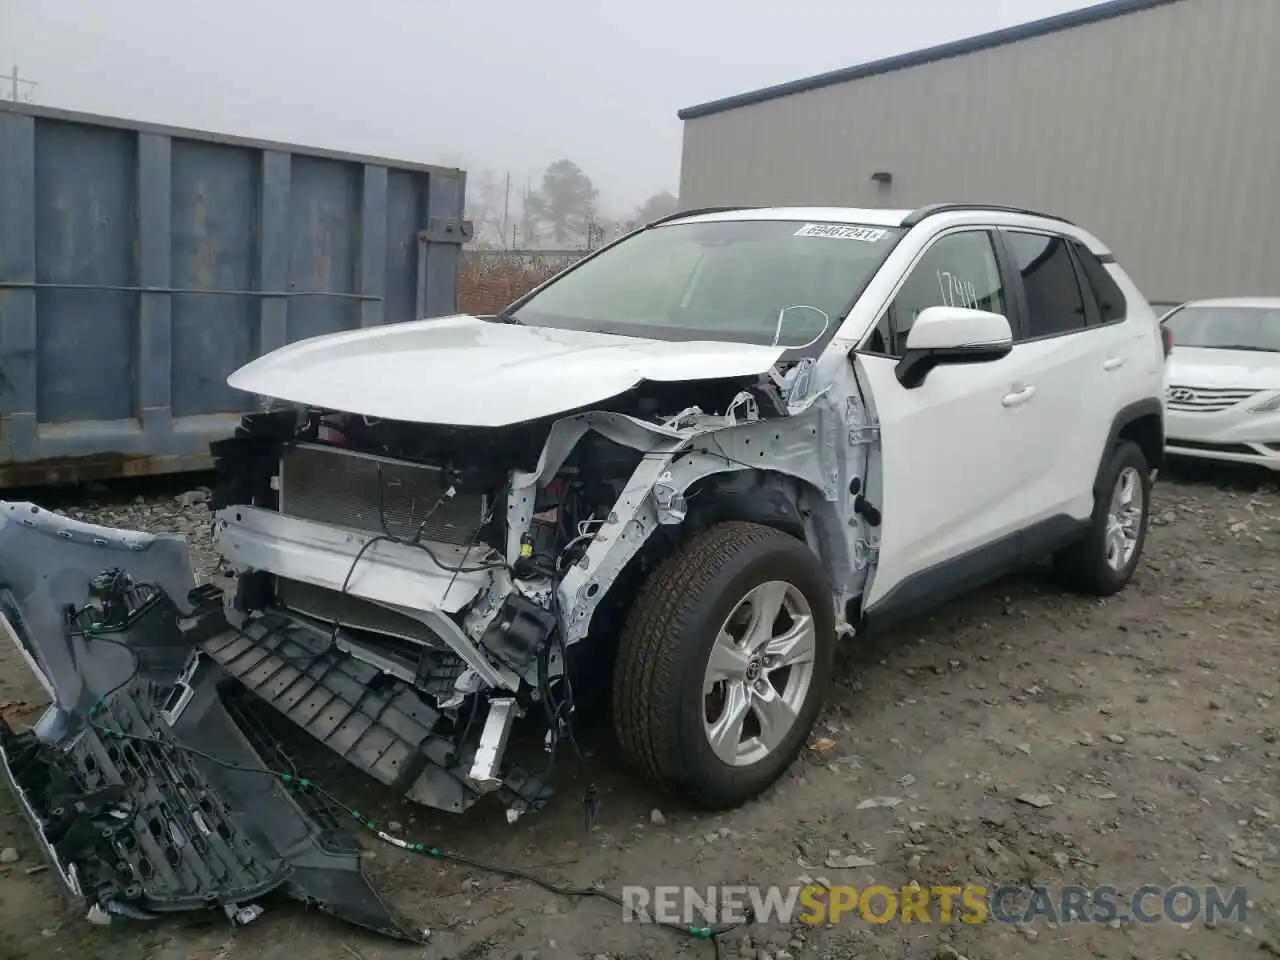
<box><xmin>793</xmin><ymin>223</ymin><xmax>888</xmax><ymax>242</ymax></box>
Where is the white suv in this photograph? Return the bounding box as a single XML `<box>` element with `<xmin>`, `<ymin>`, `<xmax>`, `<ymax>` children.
<box><xmin>3</xmin><ymin>204</ymin><xmax>1170</xmax><ymax>831</ymax></box>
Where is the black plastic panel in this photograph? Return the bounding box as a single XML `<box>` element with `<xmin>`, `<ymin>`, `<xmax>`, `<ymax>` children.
<box><xmin>7</xmin><ymin>682</ymin><xmax>284</xmax><ymax>911</ymax></box>
<box><xmin>203</xmin><ymin>613</ymin><xmax>451</xmax><ymax>790</ymax></box>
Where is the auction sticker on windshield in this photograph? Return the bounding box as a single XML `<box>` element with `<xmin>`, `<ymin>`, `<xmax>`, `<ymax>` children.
<box><xmin>794</xmin><ymin>223</ymin><xmax>888</xmax><ymax>241</ymax></box>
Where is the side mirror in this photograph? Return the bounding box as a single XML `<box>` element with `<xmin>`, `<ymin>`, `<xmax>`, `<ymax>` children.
<box><xmin>895</xmin><ymin>306</ymin><xmax>1013</xmax><ymax>389</ymax></box>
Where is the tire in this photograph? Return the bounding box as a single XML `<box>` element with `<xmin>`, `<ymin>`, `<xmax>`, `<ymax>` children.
<box><xmin>1053</xmin><ymin>440</ymin><xmax>1152</xmax><ymax>596</ymax></box>
<box><xmin>612</xmin><ymin>521</ymin><xmax>835</xmax><ymax>809</ymax></box>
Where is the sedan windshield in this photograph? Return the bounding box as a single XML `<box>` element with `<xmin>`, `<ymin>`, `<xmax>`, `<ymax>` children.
<box><xmin>1163</xmin><ymin>305</ymin><xmax>1280</xmax><ymax>352</ymax></box>
<box><xmin>506</xmin><ymin>219</ymin><xmax>903</xmax><ymax>348</ymax></box>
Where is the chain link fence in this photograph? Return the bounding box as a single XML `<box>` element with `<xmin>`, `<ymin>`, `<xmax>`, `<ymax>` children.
<box><xmin>457</xmin><ymin>249</ymin><xmax>590</xmax><ymax>315</ymax></box>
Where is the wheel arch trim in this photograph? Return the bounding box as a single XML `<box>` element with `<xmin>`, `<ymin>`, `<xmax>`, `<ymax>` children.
<box><xmin>1095</xmin><ymin>398</ymin><xmax>1164</xmax><ymax>500</ymax></box>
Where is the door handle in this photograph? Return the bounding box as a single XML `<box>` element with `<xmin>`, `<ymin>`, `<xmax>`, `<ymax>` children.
<box><xmin>1103</xmin><ymin>356</ymin><xmax>1127</xmax><ymax>371</ymax></box>
<box><xmin>1002</xmin><ymin>384</ymin><xmax>1036</xmax><ymax>408</ymax></box>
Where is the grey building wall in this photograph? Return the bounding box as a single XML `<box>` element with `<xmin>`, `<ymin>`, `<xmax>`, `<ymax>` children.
<box><xmin>677</xmin><ymin>0</ymin><xmax>1280</xmax><ymax>302</ymax></box>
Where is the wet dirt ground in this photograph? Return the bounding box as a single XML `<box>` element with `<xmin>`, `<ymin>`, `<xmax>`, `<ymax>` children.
<box><xmin>1</xmin><ymin>463</ymin><xmax>1277</xmax><ymax>960</ymax></box>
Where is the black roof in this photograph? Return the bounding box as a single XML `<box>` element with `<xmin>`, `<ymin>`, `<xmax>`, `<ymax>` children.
<box><xmin>678</xmin><ymin>0</ymin><xmax>1187</xmax><ymax>121</ymax></box>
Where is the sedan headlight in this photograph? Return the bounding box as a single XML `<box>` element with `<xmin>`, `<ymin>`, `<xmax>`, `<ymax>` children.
<box><xmin>1249</xmin><ymin>392</ymin><xmax>1280</xmax><ymax>414</ymax></box>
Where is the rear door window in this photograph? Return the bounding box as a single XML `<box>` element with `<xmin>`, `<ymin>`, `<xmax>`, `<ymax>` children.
<box><xmin>1004</xmin><ymin>231</ymin><xmax>1088</xmax><ymax>339</ymax></box>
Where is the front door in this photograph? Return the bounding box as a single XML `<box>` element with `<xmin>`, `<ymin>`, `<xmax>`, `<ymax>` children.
<box><xmin>852</xmin><ymin>228</ymin><xmax>1040</xmax><ymax>614</ymax></box>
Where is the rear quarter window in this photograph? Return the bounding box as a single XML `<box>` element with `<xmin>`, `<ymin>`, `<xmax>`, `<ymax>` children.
<box><xmin>1071</xmin><ymin>242</ymin><xmax>1128</xmax><ymax>324</ymax></box>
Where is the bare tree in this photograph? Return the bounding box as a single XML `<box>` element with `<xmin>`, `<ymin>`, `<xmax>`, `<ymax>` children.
<box><xmin>464</xmin><ymin>169</ymin><xmax>511</xmax><ymax>248</ymax></box>
<box><xmin>432</xmin><ymin>154</ymin><xmax>515</xmax><ymax>249</ymax></box>
<box><xmin>516</xmin><ymin>182</ymin><xmax>544</xmax><ymax>249</ymax></box>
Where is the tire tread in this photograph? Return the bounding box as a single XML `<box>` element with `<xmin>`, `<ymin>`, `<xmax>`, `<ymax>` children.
<box><xmin>612</xmin><ymin>521</ymin><xmax>821</xmax><ymax>805</ymax></box>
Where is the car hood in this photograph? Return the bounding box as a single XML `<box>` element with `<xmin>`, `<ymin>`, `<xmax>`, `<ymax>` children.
<box><xmin>227</xmin><ymin>314</ymin><xmax>787</xmax><ymax>426</ymax></box>
<box><xmin>1166</xmin><ymin>347</ymin><xmax>1280</xmax><ymax>390</ymax></box>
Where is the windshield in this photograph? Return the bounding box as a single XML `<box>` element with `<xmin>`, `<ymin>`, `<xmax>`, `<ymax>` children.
<box><xmin>506</xmin><ymin>219</ymin><xmax>903</xmax><ymax>348</ymax></box>
<box><xmin>1163</xmin><ymin>305</ymin><xmax>1280</xmax><ymax>352</ymax></box>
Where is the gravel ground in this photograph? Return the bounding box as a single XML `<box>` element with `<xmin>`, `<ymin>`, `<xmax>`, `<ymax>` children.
<box><xmin>1</xmin><ymin>464</ymin><xmax>1278</xmax><ymax>960</ymax></box>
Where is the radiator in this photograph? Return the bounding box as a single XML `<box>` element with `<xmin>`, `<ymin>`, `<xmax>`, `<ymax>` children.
<box><xmin>278</xmin><ymin>442</ymin><xmax>488</xmax><ymax>547</ymax></box>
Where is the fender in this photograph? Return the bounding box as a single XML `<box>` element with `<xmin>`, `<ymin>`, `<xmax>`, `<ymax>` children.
<box><xmin>555</xmin><ymin>405</ymin><xmax>863</xmax><ymax>645</ymax></box>
<box><xmin>1094</xmin><ymin>398</ymin><xmax>1164</xmax><ymax>499</ymax></box>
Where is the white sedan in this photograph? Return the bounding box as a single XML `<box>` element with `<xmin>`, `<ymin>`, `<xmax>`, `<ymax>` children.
<box><xmin>1162</xmin><ymin>297</ymin><xmax>1280</xmax><ymax>470</ymax></box>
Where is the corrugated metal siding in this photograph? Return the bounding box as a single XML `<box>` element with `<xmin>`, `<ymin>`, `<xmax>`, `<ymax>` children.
<box><xmin>0</xmin><ymin>103</ymin><xmax>467</xmax><ymax>485</ymax></box>
<box><xmin>679</xmin><ymin>0</ymin><xmax>1280</xmax><ymax>302</ymax></box>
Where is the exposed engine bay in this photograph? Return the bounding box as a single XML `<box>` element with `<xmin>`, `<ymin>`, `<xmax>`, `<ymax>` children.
<box><xmin>204</xmin><ymin>371</ymin><xmax>838</xmax><ymax>818</ymax></box>
<box><xmin>0</xmin><ymin>358</ymin><xmax>878</xmax><ymax>936</ymax></box>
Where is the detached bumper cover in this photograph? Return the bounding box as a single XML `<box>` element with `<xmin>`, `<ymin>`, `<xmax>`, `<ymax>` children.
<box><xmin>0</xmin><ymin>502</ymin><xmax>420</xmax><ymax>939</ymax></box>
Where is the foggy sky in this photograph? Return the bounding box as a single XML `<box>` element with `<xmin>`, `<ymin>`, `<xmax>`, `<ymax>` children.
<box><xmin>2</xmin><ymin>0</ymin><xmax>1102</xmax><ymax>212</ymax></box>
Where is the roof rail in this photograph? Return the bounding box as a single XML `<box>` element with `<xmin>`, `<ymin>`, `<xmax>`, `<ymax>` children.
<box><xmin>649</xmin><ymin>205</ymin><xmax>759</xmax><ymax>227</ymax></box>
<box><xmin>900</xmin><ymin>203</ymin><xmax>1075</xmax><ymax>228</ymax></box>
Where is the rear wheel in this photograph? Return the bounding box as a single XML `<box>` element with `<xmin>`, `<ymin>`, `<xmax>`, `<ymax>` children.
<box><xmin>1053</xmin><ymin>440</ymin><xmax>1151</xmax><ymax>595</ymax></box>
<box><xmin>612</xmin><ymin>522</ymin><xmax>835</xmax><ymax>809</ymax></box>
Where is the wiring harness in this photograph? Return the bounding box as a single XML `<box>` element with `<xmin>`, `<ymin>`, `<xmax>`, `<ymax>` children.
<box><xmin>65</xmin><ymin>564</ymin><xmax>744</xmax><ymax>956</ymax></box>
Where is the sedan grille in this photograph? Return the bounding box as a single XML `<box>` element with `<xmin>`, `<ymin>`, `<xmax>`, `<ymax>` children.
<box><xmin>1165</xmin><ymin>385</ymin><xmax>1259</xmax><ymax>413</ymax></box>
<box><xmin>278</xmin><ymin>442</ymin><xmax>488</xmax><ymax>546</ymax></box>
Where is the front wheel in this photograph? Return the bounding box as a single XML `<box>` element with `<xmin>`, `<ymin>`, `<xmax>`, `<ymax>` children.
<box><xmin>1053</xmin><ymin>440</ymin><xmax>1152</xmax><ymax>595</ymax></box>
<box><xmin>612</xmin><ymin>522</ymin><xmax>835</xmax><ymax>810</ymax></box>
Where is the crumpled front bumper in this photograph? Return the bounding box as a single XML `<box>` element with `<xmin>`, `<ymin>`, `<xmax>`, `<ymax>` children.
<box><xmin>0</xmin><ymin>502</ymin><xmax>420</xmax><ymax>939</ymax></box>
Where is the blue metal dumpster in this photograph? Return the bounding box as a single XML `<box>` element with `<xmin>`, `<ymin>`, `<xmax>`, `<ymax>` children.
<box><xmin>0</xmin><ymin>102</ymin><xmax>470</xmax><ymax>486</ymax></box>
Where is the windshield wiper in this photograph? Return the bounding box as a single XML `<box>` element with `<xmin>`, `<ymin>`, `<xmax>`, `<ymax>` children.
<box><xmin>487</xmin><ymin>312</ymin><xmax>523</xmax><ymax>325</ymax></box>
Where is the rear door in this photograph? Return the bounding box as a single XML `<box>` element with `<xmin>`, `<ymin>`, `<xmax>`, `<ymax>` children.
<box><xmin>1073</xmin><ymin>242</ymin><xmax>1163</xmax><ymax>406</ymax></box>
<box><xmin>853</xmin><ymin>228</ymin><xmax>1041</xmax><ymax>612</ymax></box>
<box><xmin>995</xmin><ymin>230</ymin><xmax>1130</xmax><ymax>526</ymax></box>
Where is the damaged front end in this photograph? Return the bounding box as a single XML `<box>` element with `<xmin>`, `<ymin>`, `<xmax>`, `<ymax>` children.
<box><xmin>0</xmin><ymin>350</ymin><xmax>871</xmax><ymax>935</ymax></box>
<box><xmin>197</xmin><ymin>361</ymin><xmax>865</xmax><ymax>817</ymax></box>
<box><xmin>0</xmin><ymin>504</ymin><xmax>419</xmax><ymax>939</ymax></box>
<box><xmin>200</xmin><ymin>396</ymin><xmax>695</xmax><ymax>821</ymax></box>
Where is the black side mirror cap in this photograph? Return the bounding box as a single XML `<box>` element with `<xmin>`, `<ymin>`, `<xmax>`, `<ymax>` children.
<box><xmin>895</xmin><ymin>341</ymin><xmax>1013</xmax><ymax>389</ymax></box>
